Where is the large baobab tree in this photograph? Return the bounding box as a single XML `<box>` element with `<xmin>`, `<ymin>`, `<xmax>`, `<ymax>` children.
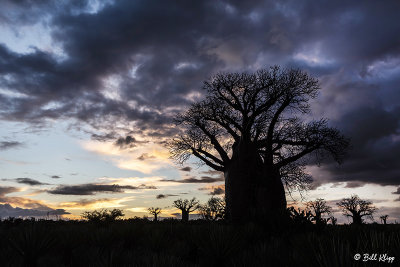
<box><xmin>173</xmin><ymin>198</ymin><xmax>199</xmax><ymax>222</ymax></box>
<box><xmin>169</xmin><ymin>66</ymin><xmax>349</xmax><ymax>223</ymax></box>
<box><xmin>306</xmin><ymin>198</ymin><xmax>332</xmax><ymax>225</ymax></box>
<box><xmin>337</xmin><ymin>195</ymin><xmax>377</xmax><ymax>225</ymax></box>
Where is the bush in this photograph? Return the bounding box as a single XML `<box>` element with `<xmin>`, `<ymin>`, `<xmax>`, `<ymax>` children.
<box><xmin>81</xmin><ymin>209</ymin><xmax>124</xmax><ymax>222</ymax></box>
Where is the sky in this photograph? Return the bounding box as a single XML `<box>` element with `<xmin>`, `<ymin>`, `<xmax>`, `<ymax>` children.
<box><xmin>0</xmin><ymin>0</ymin><xmax>399</xmax><ymax>223</ymax></box>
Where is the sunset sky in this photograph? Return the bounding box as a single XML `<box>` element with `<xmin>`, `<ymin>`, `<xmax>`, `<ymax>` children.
<box><xmin>0</xmin><ymin>0</ymin><xmax>399</xmax><ymax>223</ymax></box>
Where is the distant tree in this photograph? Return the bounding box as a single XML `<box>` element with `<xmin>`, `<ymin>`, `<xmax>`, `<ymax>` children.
<box><xmin>199</xmin><ymin>197</ymin><xmax>226</xmax><ymax>221</ymax></box>
<box><xmin>329</xmin><ymin>216</ymin><xmax>337</xmax><ymax>226</ymax></box>
<box><xmin>380</xmin><ymin>215</ymin><xmax>389</xmax><ymax>225</ymax></box>
<box><xmin>81</xmin><ymin>208</ymin><xmax>124</xmax><ymax>222</ymax></box>
<box><xmin>148</xmin><ymin>207</ymin><xmax>162</xmax><ymax>222</ymax></box>
<box><xmin>306</xmin><ymin>198</ymin><xmax>332</xmax><ymax>225</ymax></box>
<box><xmin>173</xmin><ymin>198</ymin><xmax>199</xmax><ymax>222</ymax></box>
<box><xmin>337</xmin><ymin>195</ymin><xmax>377</xmax><ymax>225</ymax></box>
<box><xmin>169</xmin><ymin>66</ymin><xmax>349</xmax><ymax>223</ymax></box>
<box><xmin>287</xmin><ymin>206</ymin><xmax>313</xmax><ymax>225</ymax></box>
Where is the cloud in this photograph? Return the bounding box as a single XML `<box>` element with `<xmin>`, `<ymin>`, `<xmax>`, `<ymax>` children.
<box><xmin>0</xmin><ymin>186</ymin><xmax>20</xmax><ymax>196</ymax></box>
<box><xmin>180</xmin><ymin>167</ymin><xmax>192</xmax><ymax>172</ymax></box>
<box><xmin>0</xmin><ymin>203</ymin><xmax>69</xmax><ymax>218</ymax></box>
<box><xmin>51</xmin><ymin>175</ymin><xmax>61</xmax><ymax>179</ymax></box>
<box><xmin>163</xmin><ymin>176</ymin><xmax>224</xmax><ymax>184</ymax></box>
<box><xmin>209</xmin><ymin>187</ymin><xmax>225</xmax><ymax>195</ymax></box>
<box><xmin>137</xmin><ymin>153</ymin><xmax>155</xmax><ymax>161</ymax></box>
<box><xmin>82</xmin><ymin>140</ymin><xmax>171</xmax><ymax>174</ymax></box>
<box><xmin>60</xmin><ymin>198</ymin><xmax>112</xmax><ymax>207</ymax></box>
<box><xmin>47</xmin><ymin>183</ymin><xmax>156</xmax><ymax>195</ymax></box>
<box><xmin>0</xmin><ymin>186</ymin><xmax>69</xmax><ymax>216</ymax></box>
<box><xmin>115</xmin><ymin>136</ymin><xmax>137</xmax><ymax>149</ymax></box>
<box><xmin>393</xmin><ymin>187</ymin><xmax>400</xmax><ymax>195</ymax></box>
<box><xmin>309</xmin><ymin>105</ymin><xmax>400</xmax><ymax>187</ymax></box>
<box><xmin>10</xmin><ymin>178</ymin><xmax>48</xmax><ymax>186</ymax></box>
<box><xmin>199</xmin><ymin>185</ymin><xmax>225</xmax><ymax>195</ymax></box>
<box><xmin>344</xmin><ymin>182</ymin><xmax>364</xmax><ymax>189</ymax></box>
<box><xmin>91</xmin><ymin>132</ymin><xmax>117</xmax><ymax>142</ymax></box>
<box><xmin>0</xmin><ymin>141</ymin><xmax>23</xmax><ymax>150</ymax></box>
<box><xmin>156</xmin><ymin>194</ymin><xmax>178</xmax><ymax>199</ymax></box>
<box><xmin>0</xmin><ymin>0</ymin><xmax>399</xmax><ymax>191</ymax></box>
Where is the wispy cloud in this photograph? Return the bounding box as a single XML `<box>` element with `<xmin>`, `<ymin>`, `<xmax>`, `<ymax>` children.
<box><xmin>9</xmin><ymin>178</ymin><xmax>49</xmax><ymax>186</ymax></box>
<box><xmin>163</xmin><ymin>176</ymin><xmax>224</xmax><ymax>184</ymax></box>
<box><xmin>48</xmin><ymin>183</ymin><xmax>156</xmax><ymax>195</ymax></box>
<box><xmin>81</xmin><ymin>140</ymin><xmax>171</xmax><ymax>174</ymax></box>
<box><xmin>0</xmin><ymin>141</ymin><xmax>23</xmax><ymax>150</ymax></box>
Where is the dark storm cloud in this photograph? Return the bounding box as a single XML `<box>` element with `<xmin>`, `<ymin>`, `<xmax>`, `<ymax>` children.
<box><xmin>1</xmin><ymin>0</ymin><xmax>400</xmax><ymax>187</ymax></box>
<box><xmin>310</xmin><ymin>105</ymin><xmax>400</xmax><ymax>187</ymax></box>
<box><xmin>393</xmin><ymin>187</ymin><xmax>400</xmax><ymax>195</ymax></box>
<box><xmin>0</xmin><ymin>141</ymin><xmax>23</xmax><ymax>150</ymax></box>
<box><xmin>47</xmin><ymin>183</ymin><xmax>156</xmax><ymax>195</ymax></box>
<box><xmin>163</xmin><ymin>176</ymin><xmax>224</xmax><ymax>183</ymax></box>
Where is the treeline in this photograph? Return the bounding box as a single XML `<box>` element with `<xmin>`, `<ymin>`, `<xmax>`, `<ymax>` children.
<box><xmin>80</xmin><ymin>194</ymin><xmax>392</xmax><ymax>225</ymax></box>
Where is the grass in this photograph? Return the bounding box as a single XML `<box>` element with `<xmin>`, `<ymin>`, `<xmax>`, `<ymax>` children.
<box><xmin>0</xmin><ymin>218</ymin><xmax>398</xmax><ymax>266</ymax></box>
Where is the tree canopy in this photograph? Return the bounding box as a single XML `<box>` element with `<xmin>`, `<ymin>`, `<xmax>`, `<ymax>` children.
<box><xmin>169</xmin><ymin>66</ymin><xmax>348</xmax><ymax>191</ymax></box>
<box><xmin>173</xmin><ymin>198</ymin><xmax>199</xmax><ymax>222</ymax></box>
<box><xmin>337</xmin><ymin>195</ymin><xmax>377</xmax><ymax>224</ymax></box>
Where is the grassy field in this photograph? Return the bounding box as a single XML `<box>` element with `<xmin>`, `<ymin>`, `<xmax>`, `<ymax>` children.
<box><xmin>0</xmin><ymin>218</ymin><xmax>398</xmax><ymax>267</ymax></box>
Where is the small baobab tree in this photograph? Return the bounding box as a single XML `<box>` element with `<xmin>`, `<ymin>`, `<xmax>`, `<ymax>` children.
<box><xmin>148</xmin><ymin>207</ymin><xmax>162</xmax><ymax>222</ymax></box>
<box><xmin>173</xmin><ymin>198</ymin><xmax>199</xmax><ymax>222</ymax></box>
<box><xmin>306</xmin><ymin>198</ymin><xmax>332</xmax><ymax>225</ymax></box>
<box><xmin>337</xmin><ymin>195</ymin><xmax>377</xmax><ymax>225</ymax></box>
<box><xmin>169</xmin><ymin>66</ymin><xmax>349</xmax><ymax>223</ymax></box>
<box><xmin>380</xmin><ymin>215</ymin><xmax>389</xmax><ymax>225</ymax></box>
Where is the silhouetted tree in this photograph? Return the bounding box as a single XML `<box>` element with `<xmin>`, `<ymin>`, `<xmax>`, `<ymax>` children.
<box><xmin>199</xmin><ymin>197</ymin><xmax>226</xmax><ymax>221</ymax></box>
<box><xmin>306</xmin><ymin>198</ymin><xmax>332</xmax><ymax>225</ymax></box>
<box><xmin>81</xmin><ymin>208</ymin><xmax>124</xmax><ymax>222</ymax></box>
<box><xmin>148</xmin><ymin>207</ymin><xmax>162</xmax><ymax>222</ymax></box>
<box><xmin>337</xmin><ymin>195</ymin><xmax>377</xmax><ymax>225</ymax></box>
<box><xmin>380</xmin><ymin>215</ymin><xmax>389</xmax><ymax>225</ymax></box>
<box><xmin>169</xmin><ymin>66</ymin><xmax>349</xmax><ymax>222</ymax></box>
<box><xmin>287</xmin><ymin>206</ymin><xmax>313</xmax><ymax>225</ymax></box>
<box><xmin>329</xmin><ymin>216</ymin><xmax>337</xmax><ymax>225</ymax></box>
<box><xmin>173</xmin><ymin>198</ymin><xmax>199</xmax><ymax>222</ymax></box>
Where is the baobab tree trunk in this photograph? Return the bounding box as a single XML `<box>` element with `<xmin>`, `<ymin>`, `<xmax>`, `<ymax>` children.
<box><xmin>181</xmin><ymin>210</ymin><xmax>189</xmax><ymax>222</ymax></box>
<box><xmin>255</xmin><ymin>166</ymin><xmax>287</xmax><ymax>222</ymax></box>
<box><xmin>224</xmin><ymin>141</ymin><xmax>261</xmax><ymax>222</ymax></box>
<box><xmin>352</xmin><ymin>212</ymin><xmax>362</xmax><ymax>225</ymax></box>
<box><xmin>224</xmin><ymin>141</ymin><xmax>287</xmax><ymax>223</ymax></box>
